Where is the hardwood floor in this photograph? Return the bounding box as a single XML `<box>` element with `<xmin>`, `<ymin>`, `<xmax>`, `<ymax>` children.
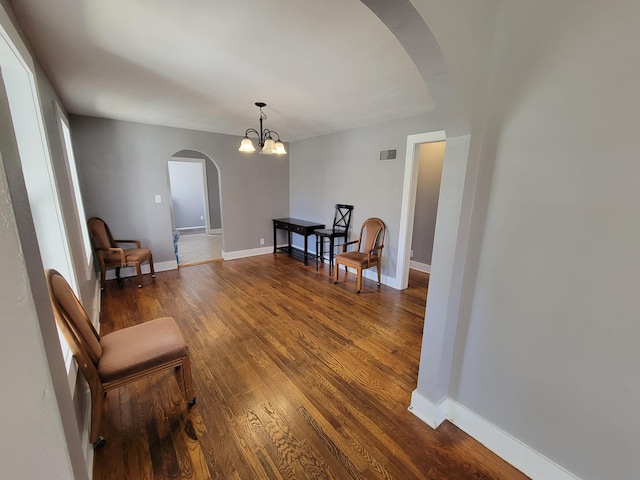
<box><xmin>94</xmin><ymin>254</ymin><xmax>528</xmax><ymax>479</ymax></box>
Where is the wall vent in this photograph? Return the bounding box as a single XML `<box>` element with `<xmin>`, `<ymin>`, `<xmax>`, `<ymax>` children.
<box><xmin>379</xmin><ymin>149</ymin><xmax>397</xmax><ymax>162</ymax></box>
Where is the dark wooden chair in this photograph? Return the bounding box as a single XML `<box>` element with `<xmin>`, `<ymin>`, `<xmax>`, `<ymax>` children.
<box><xmin>334</xmin><ymin>217</ymin><xmax>385</xmax><ymax>293</ymax></box>
<box><xmin>88</xmin><ymin>217</ymin><xmax>155</xmax><ymax>289</ymax></box>
<box><xmin>315</xmin><ymin>204</ymin><xmax>354</xmax><ymax>273</ymax></box>
<box><xmin>46</xmin><ymin>269</ymin><xmax>195</xmax><ymax>448</ymax></box>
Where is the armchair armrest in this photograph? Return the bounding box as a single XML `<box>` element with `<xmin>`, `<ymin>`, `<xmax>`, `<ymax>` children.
<box><xmin>366</xmin><ymin>244</ymin><xmax>384</xmax><ymax>263</ymax></box>
<box><xmin>114</xmin><ymin>239</ymin><xmax>142</xmax><ymax>248</ymax></box>
<box><xmin>108</xmin><ymin>247</ymin><xmax>127</xmax><ymax>265</ymax></box>
<box><xmin>341</xmin><ymin>239</ymin><xmax>359</xmax><ymax>252</ymax></box>
<box><xmin>95</xmin><ymin>246</ymin><xmax>127</xmax><ymax>265</ymax></box>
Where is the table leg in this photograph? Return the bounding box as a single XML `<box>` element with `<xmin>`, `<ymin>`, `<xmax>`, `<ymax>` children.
<box><xmin>273</xmin><ymin>224</ymin><xmax>277</xmax><ymax>253</ymax></box>
<box><xmin>304</xmin><ymin>234</ymin><xmax>308</xmax><ymax>265</ymax></box>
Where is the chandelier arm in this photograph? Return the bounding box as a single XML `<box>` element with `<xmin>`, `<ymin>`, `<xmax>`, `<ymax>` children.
<box><xmin>263</xmin><ymin>129</ymin><xmax>282</xmax><ymax>141</ymax></box>
<box><xmin>239</xmin><ymin>102</ymin><xmax>286</xmax><ymax>153</ymax></box>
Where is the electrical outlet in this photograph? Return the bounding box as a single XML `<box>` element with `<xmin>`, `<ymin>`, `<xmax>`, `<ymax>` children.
<box><xmin>410</xmin><ymin>250</ymin><xmax>414</xmax><ymax>258</ymax></box>
<box><xmin>200</xmin><ymin>215</ymin><xmax>204</xmax><ymax>220</ymax></box>
<box><xmin>260</xmin><ymin>238</ymin><xmax>265</xmax><ymax>245</ymax></box>
<box><xmin>154</xmin><ymin>194</ymin><xmax>161</xmax><ymax>203</ymax></box>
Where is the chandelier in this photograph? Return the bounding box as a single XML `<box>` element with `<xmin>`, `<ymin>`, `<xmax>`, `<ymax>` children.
<box><xmin>238</xmin><ymin>102</ymin><xmax>287</xmax><ymax>155</ymax></box>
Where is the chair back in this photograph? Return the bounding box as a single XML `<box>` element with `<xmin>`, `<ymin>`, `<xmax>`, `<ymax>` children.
<box><xmin>331</xmin><ymin>204</ymin><xmax>354</xmax><ymax>234</ymax></box>
<box><xmin>88</xmin><ymin>217</ymin><xmax>115</xmax><ymax>252</ymax></box>
<box><xmin>46</xmin><ymin>269</ymin><xmax>102</xmax><ymax>367</ymax></box>
<box><xmin>358</xmin><ymin>217</ymin><xmax>385</xmax><ymax>255</ymax></box>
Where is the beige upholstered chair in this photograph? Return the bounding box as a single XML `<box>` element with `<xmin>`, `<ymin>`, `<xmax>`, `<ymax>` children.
<box><xmin>88</xmin><ymin>217</ymin><xmax>154</xmax><ymax>289</ymax></box>
<box><xmin>46</xmin><ymin>269</ymin><xmax>195</xmax><ymax>448</ymax></box>
<box><xmin>334</xmin><ymin>217</ymin><xmax>385</xmax><ymax>293</ymax></box>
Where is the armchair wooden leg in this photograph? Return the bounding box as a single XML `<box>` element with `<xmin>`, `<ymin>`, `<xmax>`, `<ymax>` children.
<box><xmin>334</xmin><ymin>261</ymin><xmax>340</xmax><ymax>284</ymax></box>
<box><xmin>356</xmin><ymin>267</ymin><xmax>363</xmax><ymax>293</ymax></box>
<box><xmin>135</xmin><ymin>263</ymin><xmax>143</xmax><ymax>288</ymax></box>
<box><xmin>377</xmin><ymin>264</ymin><xmax>381</xmax><ymax>286</ymax></box>
<box><xmin>149</xmin><ymin>254</ymin><xmax>156</xmax><ymax>279</ymax></box>
<box><xmin>89</xmin><ymin>387</ymin><xmax>106</xmax><ymax>448</ymax></box>
<box><xmin>100</xmin><ymin>268</ymin><xmax>106</xmax><ymax>290</ymax></box>
<box><xmin>179</xmin><ymin>353</ymin><xmax>196</xmax><ymax>407</ymax></box>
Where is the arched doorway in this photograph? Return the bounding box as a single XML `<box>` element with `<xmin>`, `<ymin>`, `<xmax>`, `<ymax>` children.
<box><xmin>167</xmin><ymin>150</ymin><xmax>224</xmax><ymax>266</ymax></box>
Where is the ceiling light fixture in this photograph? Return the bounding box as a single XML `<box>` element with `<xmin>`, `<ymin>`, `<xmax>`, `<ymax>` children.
<box><xmin>239</xmin><ymin>102</ymin><xmax>287</xmax><ymax>155</ymax></box>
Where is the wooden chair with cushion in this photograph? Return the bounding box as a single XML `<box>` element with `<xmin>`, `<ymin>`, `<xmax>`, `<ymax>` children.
<box><xmin>88</xmin><ymin>217</ymin><xmax>155</xmax><ymax>289</ymax></box>
<box><xmin>334</xmin><ymin>217</ymin><xmax>385</xmax><ymax>293</ymax></box>
<box><xmin>46</xmin><ymin>269</ymin><xmax>195</xmax><ymax>448</ymax></box>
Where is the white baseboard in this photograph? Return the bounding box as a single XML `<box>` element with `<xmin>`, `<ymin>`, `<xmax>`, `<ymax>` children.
<box><xmin>223</xmin><ymin>246</ymin><xmax>273</xmax><ymax>260</ymax></box>
<box><xmin>409</xmin><ymin>390</ymin><xmax>449</xmax><ymax>428</ymax></box>
<box><xmin>206</xmin><ymin>228</ymin><xmax>222</xmax><ymax>235</ymax></box>
<box><xmin>336</xmin><ymin>264</ymin><xmax>396</xmax><ymax>290</ymax></box>
<box><xmin>409</xmin><ymin>261</ymin><xmax>431</xmax><ymax>273</ymax></box>
<box><xmin>105</xmin><ymin>260</ymin><xmax>177</xmax><ymax>280</ymax></box>
<box><xmin>81</xmin><ymin>383</ymin><xmax>94</xmax><ymax>480</ymax></box>
<box><xmin>176</xmin><ymin>226</ymin><xmax>205</xmax><ymax>231</ymax></box>
<box><xmin>409</xmin><ymin>391</ymin><xmax>580</xmax><ymax>480</ymax></box>
<box><xmin>90</xmin><ymin>278</ymin><xmax>101</xmax><ymax>329</ymax></box>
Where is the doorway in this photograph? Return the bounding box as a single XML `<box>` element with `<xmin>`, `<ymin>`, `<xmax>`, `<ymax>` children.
<box><xmin>396</xmin><ymin>131</ymin><xmax>447</xmax><ymax>290</ymax></box>
<box><xmin>410</xmin><ymin>141</ymin><xmax>445</xmax><ymax>277</ymax></box>
<box><xmin>167</xmin><ymin>153</ymin><xmax>223</xmax><ymax>266</ymax></box>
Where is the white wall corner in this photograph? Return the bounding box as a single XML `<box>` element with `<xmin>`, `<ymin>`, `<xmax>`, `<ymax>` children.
<box><xmin>409</xmin><ymin>390</ymin><xmax>449</xmax><ymax>429</ymax></box>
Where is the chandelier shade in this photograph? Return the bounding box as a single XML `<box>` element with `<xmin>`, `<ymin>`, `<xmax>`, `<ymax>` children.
<box><xmin>239</xmin><ymin>102</ymin><xmax>287</xmax><ymax>155</ymax></box>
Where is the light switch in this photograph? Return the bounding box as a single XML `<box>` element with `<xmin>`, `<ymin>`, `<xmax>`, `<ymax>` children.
<box><xmin>154</xmin><ymin>195</ymin><xmax>161</xmax><ymax>204</ymax></box>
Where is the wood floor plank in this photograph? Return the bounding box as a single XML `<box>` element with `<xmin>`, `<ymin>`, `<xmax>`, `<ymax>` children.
<box><xmin>92</xmin><ymin>254</ymin><xmax>528</xmax><ymax>480</ymax></box>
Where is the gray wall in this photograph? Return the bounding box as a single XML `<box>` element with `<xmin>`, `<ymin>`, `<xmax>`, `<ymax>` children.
<box><xmin>289</xmin><ymin>113</ymin><xmax>442</xmax><ymax>281</ymax></box>
<box><xmin>411</xmin><ymin>141</ymin><xmax>444</xmax><ymax>266</ymax></box>
<box><xmin>168</xmin><ymin>160</ymin><xmax>206</xmax><ymax>229</ymax></box>
<box><xmin>412</xmin><ymin>0</ymin><xmax>640</xmax><ymax>478</ymax></box>
<box><xmin>70</xmin><ymin>116</ymin><xmax>289</xmax><ymax>262</ymax></box>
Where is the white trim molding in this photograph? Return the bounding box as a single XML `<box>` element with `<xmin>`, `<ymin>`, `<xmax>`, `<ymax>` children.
<box><xmin>105</xmin><ymin>260</ymin><xmax>177</xmax><ymax>280</ymax></box>
<box><xmin>409</xmin><ymin>391</ymin><xmax>581</xmax><ymax>480</ymax></box>
<box><xmin>223</xmin><ymin>246</ymin><xmax>273</xmax><ymax>261</ymax></box>
<box><xmin>396</xmin><ymin>130</ymin><xmax>446</xmax><ymax>290</ymax></box>
<box><xmin>409</xmin><ymin>261</ymin><xmax>431</xmax><ymax>274</ymax></box>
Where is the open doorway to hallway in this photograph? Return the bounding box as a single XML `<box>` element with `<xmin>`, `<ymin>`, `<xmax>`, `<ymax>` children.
<box><xmin>167</xmin><ymin>152</ymin><xmax>223</xmax><ymax>266</ymax></box>
<box><xmin>409</xmin><ymin>141</ymin><xmax>445</xmax><ymax>285</ymax></box>
<box><xmin>397</xmin><ymin>131</ymin><xmax>447</xmax><ymax>291</ymax></box>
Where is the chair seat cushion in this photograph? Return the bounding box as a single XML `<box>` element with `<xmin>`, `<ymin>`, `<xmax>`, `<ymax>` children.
<box><xmin>337</xmin><ymin>251</ymin><xmax>377</xmax><ymax>268</ymax></box>
<box><xmin>104</xmin><ymin>248</ymin><xmax>151</xmax><ymax>265</ymax></box>
<box><xmin>315</xmin><ymin>228</ymin><xmax>347</xmax><ymax>238</ymax></box>
<box><xmin>98</xmin><ymin>316</ymin><xmax>188</xmax><ymax>383</ymax></box>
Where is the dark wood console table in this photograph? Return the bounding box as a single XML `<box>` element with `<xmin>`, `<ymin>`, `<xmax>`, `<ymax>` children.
<box><xmin>273</xmin><ymin>218</ymin><xmax>325</xmax><ymax>266</ymax></box>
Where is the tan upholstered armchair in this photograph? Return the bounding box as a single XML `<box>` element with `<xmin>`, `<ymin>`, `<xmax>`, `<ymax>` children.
<box><xmin>334</xmin><ymin>217</ymin><xmax>385</xmax><ymax>293</ymax></box>
<box><xmin>88</xmin><ymin>217</ymin><xmax>155</xmax><ymax>289</ymax></box>
<box><xmin>46</xmin><ymin>269</ymin><xmax>195</xmax><ymax>448</ymax></box>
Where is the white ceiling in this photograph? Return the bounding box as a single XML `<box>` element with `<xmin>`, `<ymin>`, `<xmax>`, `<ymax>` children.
<box><xmin>10</xmin><ymin>0</ymin><xmax>434</xmax><ymax>142</ymax></box>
